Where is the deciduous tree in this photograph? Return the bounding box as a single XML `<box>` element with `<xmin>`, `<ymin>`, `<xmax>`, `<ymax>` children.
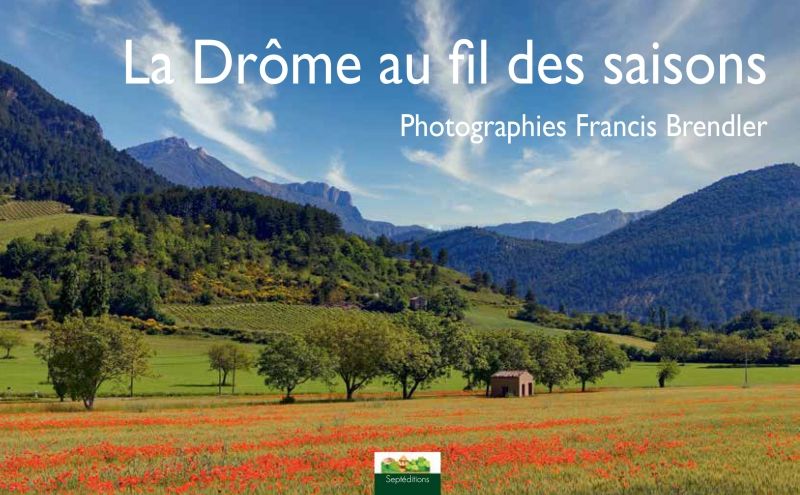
<box><xmin>657</xmin><ymin>359</ymin><xmax>680</xmax><ymax>388</ymax></box>
<box><xmin>38</xmin><ymin>316</ymin><xmax>145</xmax><ymax>409</ymax></box>
<box><xmin>309</xmin><ymin>312</ymin><xmax>395</xmax><ymax>400</ymax></box>
<box><xmin>385</xmin><ymin>312</ymin><xmax>469</xmax><ymax>399</ymax></box>
<box><xmin>566</xmin><ymin>332</ymin><xmax>629</xmax><ymax>392</ymax></box>
<box><xmin>207</xmin><ymin>342</ymin><xmax>252</xmax><ymax>390</ymax></box>
<box><xmin>0</xmin><ymin>330</ymin><xmax>23</xmax><ymax>359</ymax></box>
<box><xmin>257</xmin><ymin>332</ymin><xmax>330</xmax><ymax>402</ymax></box>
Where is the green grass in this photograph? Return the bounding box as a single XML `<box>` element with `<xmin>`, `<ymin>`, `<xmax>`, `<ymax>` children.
<box><xmin>0</xmin><ymin>213</ymin><xmax>112</xmax><ymax>248</ymax></box>
<box><xmin>465</xmin><ymin>304</ymin><xmax>656</xmax><ymax>350</ymax></box>
<box><xmin>165</xmin><ymin>300</ymin><xmax>656</xmax><ymax>351</ymax></box>
<box><xmin>0</xmin><ymin>328</ymin><xmax>464</xmax><ymax>397</ymax></box>
<box><xmin>1</xmin><ymin>325</ymin><xmax>797</xmax><ymax>399</ymax></box>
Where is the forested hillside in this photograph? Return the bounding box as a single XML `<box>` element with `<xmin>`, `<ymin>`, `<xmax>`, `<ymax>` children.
<box><xmin>0</xmin><ymin>60</ymin><xmax>463</xmax><ymax>325</ymax></box>
<box><xmin>0</xmin><ymin>61</ymin><xmax>171</xmax><ymax>214</ymax></box>
<box><xmin>423</xmin><ymin>164</ymin><xmax>800</xmax><ymax>323</ymax></box>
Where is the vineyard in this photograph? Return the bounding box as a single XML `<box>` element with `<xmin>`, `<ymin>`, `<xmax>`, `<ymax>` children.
<box><xmin>0</xmin><ymin>200</ymin><xmax>69</xmax><ymax>220</ymax></box>
<box><xmin>162</xmin><ymin>302</ymin><xmax>375</xmax><ymax>333</ymax></box>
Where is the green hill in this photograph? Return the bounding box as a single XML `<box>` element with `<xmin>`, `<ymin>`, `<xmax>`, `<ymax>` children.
<box><xmin>422</xmin><ymin>164</ymin><xmax>800</xmax><ymax>323</ymax></box>
<box><xmin>0</xmin><ymin>60</ymin><xmax>171</xmax><ymax>213</ymax></box>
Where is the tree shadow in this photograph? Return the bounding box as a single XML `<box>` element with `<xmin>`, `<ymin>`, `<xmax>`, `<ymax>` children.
<box><xmin>700</xmin><ymin>364</ymin><xmax>790</xmax><ymax>369</ymax></box>
<box><xmin>173</xmin><ymin>383</ymin><xmax>226</xmax><ymax>388</ymax></box>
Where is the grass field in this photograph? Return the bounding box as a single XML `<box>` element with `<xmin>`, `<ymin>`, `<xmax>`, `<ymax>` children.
<box><xmin>1</xmin><ymin>385</ymin><xmax>799</xmax><ymax>494</ymax></box>
<box><xmin>164</xmin><ymin>301</ymin><xmax>656</xmax><ymax>351</ymax></box>
<box><xmin>464</xmin><ymin>305</ymin><xmax>655</xmax><ymax>350</ymax></box>
<box><xmin>0</xmin><ymin>200</ymin><xmax>112</xmax><ymax>248</ymax></box>
<box><xmin>1</xmin><ymin>327</ymin><xmax>797</xmax><ymax>398</ymax></box>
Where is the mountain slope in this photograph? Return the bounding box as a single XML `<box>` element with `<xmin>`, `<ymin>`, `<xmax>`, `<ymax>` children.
<box><xmin>0</xmin><ymin>60</ymin><xmax>171</xmax><ymax>213</ymax></box>
<box><xmin>248</xmin><ymin>177</ymin><xmax>430</xmax><ymax>239</ymax></box>
<box><xmin>128</xmin><ymin>137</ymin><xmax>430</xmax><ymax>239</ymax></box>
<box><xmin>423</xmin><ymin>164</ymin><xmax>800</xmax><ymax>322</ymax></box>
<box><xmin>486</xmin><ymin>209</ymin><xmax>651</xmax><ymax>243</ymax></box>
<box><xmin>126</xmin><ymin>138</ymin><xmax>260</xmax><ymax>192</ymax></box>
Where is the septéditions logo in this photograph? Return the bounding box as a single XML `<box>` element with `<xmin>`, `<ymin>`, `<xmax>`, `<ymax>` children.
<box><xmin>374</xmin><ymin>452</ymin><xmax>441</xmax><ymax>495</ymax></box>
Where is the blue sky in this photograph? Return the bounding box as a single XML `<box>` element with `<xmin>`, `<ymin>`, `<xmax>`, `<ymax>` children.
<box><xmin>1</xmin><ymin>0</ymin><xmax>797</xmax><ymax>227</ymax></box>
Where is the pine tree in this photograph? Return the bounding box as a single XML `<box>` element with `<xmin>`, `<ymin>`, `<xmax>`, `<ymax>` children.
<box><xmin>83</xmin><ymin>259</ymin><xmax>110</xmax><ymax>316</ymax></box>
<box><xmin>57</xmin><ymin>264</ymin><xmax>83</xmax><ymax>319</ymax></box>
<box><xmin>19</xmin><ymin>272</ymin><xmax>48</xmax><ymax>315</ymax></box>
<box><xmin>505</xmin><ymin>278</ymin><xmax>518</xmax><ymax>297</ymax></box>
<box><xmin>436</xmin><ymin>248</ymin><xmax>448</xmax><ymax>266</ymax></box>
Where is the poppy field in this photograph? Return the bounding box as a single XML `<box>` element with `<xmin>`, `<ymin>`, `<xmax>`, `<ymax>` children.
<box><xmin>2</xmin><ymin>385</ymin><xmax>799</xmax><ymax>494</ymax></box>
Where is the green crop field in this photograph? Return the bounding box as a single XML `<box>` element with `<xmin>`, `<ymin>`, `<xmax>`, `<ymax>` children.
<box><xmin>1</xmin><ymin>325</ymin><xmax>797</xmax><ymax>399</ymax></box>
<box><xmin>162</xmin><ymin>302</ymin><xmax>374</xmax><ymax>333</ymax></box>
<box><xmin>0</xmin><ymin>200</ymin><xmax>112</xmax><ymax>248</ymax></box>
<box><xmin>0</xmin><ymin>214</ymin><xmax>112</xmax><ymax>248</ymax></box>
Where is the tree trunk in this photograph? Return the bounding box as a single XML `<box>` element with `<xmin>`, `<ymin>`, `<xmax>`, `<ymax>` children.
<box><xmin>485</xmin><ymin>383</ymin><xmax>490</xmax><ymax>397</ymax></box>
<box><xmin>658</xmin><ymin>376</ymin><xmax>666</xmax><ymax>388</ymax></box>
<box><xmin>346</xmin><ymin>387</ymin><xmax>354</xmax><ymax>401</ymax></box>
<box><xmin>83</xmin><ymin>397</ymin><xmax>94</xmax><ymax>410</ymax></box>
<box><xmin>548</xmin><ymin>384</ymin><xmax>554</xmax><ymax>393</ymax></box>
<box><xmin>402</xmin><ymin>380</ymin><xmax>408</xmax><ymax>400</ymax></box>
<box><xmin>286</xmin><ymin>386</ymin><xmax>293</xmax><ymax>400</ymax></box>
<box><xmin>407</xmin><ymin>382</ymin><xmax>419</xmax><ymax>400</ymax></box>
<box><xmin>129</xmin><ymin>374</ymin><xmax>134</xmax><ymax>398</ymax></box>
<box><xmin>581</xmin><ymin>380</ymin><xmax>587</xmax><ymax>392</ymax></box>
<box><xmin>3</xmin><ymin>348</ymin><xmax>9</xmax><ymax>359</ymax></box>
<box><xmin>222</xmin><ymin>370</ymin><xmax>229</xmax><ymax>386</ymax></box>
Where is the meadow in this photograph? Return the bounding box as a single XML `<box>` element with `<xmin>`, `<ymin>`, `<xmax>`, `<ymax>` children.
<box><xmin>2</xmin><ymin>328</ymin><xmax>798</xmax><ymax>398</ymax></box>
<box><xmin>0</xmin><ymin>200</ymin><xmax>111</xmax><ymax>248</ymax></box>
<box><xmin>163</xmin><ymin>302</ymin><xmax>656</xmax><ymax>350</ymax></box>
<box><xmin>1</xmin><ymin>384</ymin><xmax>799</xmax><ymax>494</ymax></box>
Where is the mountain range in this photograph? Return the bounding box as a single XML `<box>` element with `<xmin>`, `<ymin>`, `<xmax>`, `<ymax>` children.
<box><xmin>126</xmin><ymin>138</ymin><xmax>429</xmax><ymax>240</ymax></box>
<box><xmin>420</xmin><ymin>164</ymin><xmax>800</xmax><ymax>323</ymax></box>
<box><xmin>2</xmin><ymin>57</ymin><xmax>798</xmax><ymax>324</ymax></box>
<box><xmin>485</xmin><ymin>209</ymin><xmax>651</xmax><ymax>243</ymax></box>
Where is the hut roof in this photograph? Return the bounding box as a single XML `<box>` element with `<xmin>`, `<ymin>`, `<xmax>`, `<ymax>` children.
<box><xmin>491</xmin><ymin>370</ymin><xmax>532</xmax><ymax>378</ymax></box>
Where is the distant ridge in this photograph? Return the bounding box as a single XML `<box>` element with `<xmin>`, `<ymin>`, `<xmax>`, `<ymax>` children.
<box><xmin>486</xmin><ymin>209</ymin><xmax>651</xmax><ymax>243</ymax></box>
<box><xmin>126</xmin><ymin>138</ymin><xmax>260</xmax><ymax>192</ymax></box>
<box><xmin>127</xmin><ymin>138</ymin><xmax>430</xmax><ymax>239</ymax></box>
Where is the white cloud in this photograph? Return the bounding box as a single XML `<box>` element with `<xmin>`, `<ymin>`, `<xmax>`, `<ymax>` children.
<box><xmin>76</xmin><ymin>0</ymin><xmax>298</xmax><ymax>181</ymax></box>
<box><xmin>452</xmin><ymin>203</ymin><xmax>473</xmax><ymax>213</ymax></box>
<box><xmin>76</xmin><ymin>0</ymin><xmax>109</xmax><ymax>8</ymax></box>
<box><xmin>664</xmin><ymin>51</ymin><xmax>800</xmax><ymax>175</ymax></box>
<box><xmin>403</xmin><ymin>0</ymin><xmax>505</xmax><ymax>182</ymax></box>
<box><xmin>325</xmin><ymin>153</ymin><xmax>380</xmax><ymax>199</ymax></box>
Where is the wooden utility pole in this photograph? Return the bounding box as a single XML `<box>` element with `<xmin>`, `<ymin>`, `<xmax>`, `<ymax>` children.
<box><xmin>743</xmin><ymin>349</ymin><xmax>749</xmax><ymax>388</ymax></box>
<box><xmin>232</xmin><ymin>351</ymin><xmax>237</xmax><ymax>395</ymax></box>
